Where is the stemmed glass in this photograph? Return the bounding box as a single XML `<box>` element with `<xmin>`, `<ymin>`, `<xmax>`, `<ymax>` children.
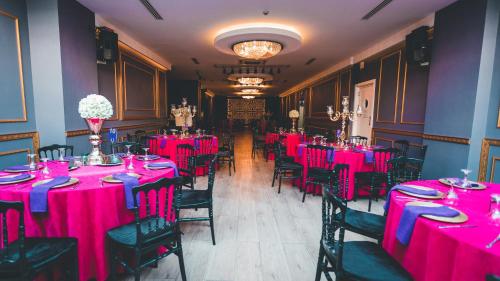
<box><xmin>27</xmin><ymin>154</ymin><xmax>37</xmax><ymax>170</ymax></box>
<box><xmin>489</xmin><ymin>194</ymin><xmax>500</xmax><ymax>226</ymax></box>
<box><xmin>41</xmin><ymin>158</ymin><xmax>50</xmax><ymax>177</ymax></box>
<box><xmin>460</xmin><ymin>168</ymin><xmax>472</xmax><ymax>190</ymax></box>
<box><xmin>125</xmin><ymin>144</ymin><xmax>132</xmax><ymax>157</ymax></box>
<box><xmin>142</xmin><ymin>147</ymin><xmax>150</xmax><ymax>162</ymax></box>
<box><xmin>127</xmin><ymin>155</ymin><xmax>134</xmax><ymax>170</ymax></box>
<box><xmin>58</xmin><ymin>148</ymin><xmax>65</xmax><ymax>161</ymax></box>
<box><xmin>446</xmin><ymin>178</ymin><xmax>458</xmax><ymax>204</ymax></box>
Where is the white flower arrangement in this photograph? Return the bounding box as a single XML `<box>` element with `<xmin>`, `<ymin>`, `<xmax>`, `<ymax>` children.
<box><xmin>78</xmin><ymin>94</ymin><xmax>113</xmax><ymax>119</ymax></box>
<box><xmin>289</xmin><ymin>109</ymin><xmax>299</xmax><ymax>118</ymax></box>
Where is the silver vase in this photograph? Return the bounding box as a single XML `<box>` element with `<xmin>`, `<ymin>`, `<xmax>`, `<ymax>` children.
<box><xmin>86</xmin><ymin>118</ymin><xmax>105</xmax><ymax>165</ymax></box>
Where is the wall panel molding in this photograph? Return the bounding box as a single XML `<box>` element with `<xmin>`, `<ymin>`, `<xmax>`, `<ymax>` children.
<box><xmin>0</xmin><ymin>131</ymin><xmax>40</xmax><ymax>158</ymax></box>
<box><xmin>478</xmin><ymin>138</ymin><xmax>500</xmax><ymax>182</ymax></box>
<box><xmin>400</xmin><ymin>63</ymin><xmax>425</xmax><ymax>125</ymax></box>
<box><xmin>372</xmin><ymin>127</ymin><xmax>423</xmax><ymax>138</ymax></box>
<box><xmin>66</xmin><ymin>122</ymin><xmax>163</xmax><ymax>137</ymax></box>
<box><xmin>422</xmin><ymin>133</ymin><xmax>470</xmax><ymax>145</ymax></box>
<box><xmin>376</xmin><ymin>50</ymin><xmax>401</xmax><ymax>124</ymax></box>
<box><xmin>0</xmin><ymin>9</ymin><xmax>27</xmax><ymax>123</ymax></box>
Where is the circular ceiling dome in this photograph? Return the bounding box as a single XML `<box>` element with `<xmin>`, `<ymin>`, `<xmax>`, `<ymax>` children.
<box><xmin>215</xmin><ymin>25</ymin><xmax>302</xmax><ymax>58</ymax></box>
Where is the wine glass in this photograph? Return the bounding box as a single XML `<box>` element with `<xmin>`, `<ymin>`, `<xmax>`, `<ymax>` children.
<box><xmin>460</xmin><ymin>168</ymin><xmax>472</xmax><ymax>189</ymax></box>
<box><xmin>127</xmin><ymin>155</ymin><xmax>134</xmax><ymax>170</ymax></box>
<box><xmin>489</xmin><ymin>194</ymin><xmax>500</xmax><ymax>225</ymax></box>
<box><xmin>125</xmin><ymin>144</ymin><xmax>132</xmax><ymax>157</ymax></box>
<box><xmin>41</xmin><ymin>158</ymin><xmax>50</xmax><ymax>177</ymax></box>
<box><xmin>73</xmin><ymin>156</ymin><xmax>82</xmax><ymax>168</ymax></box>
<box><xmin>142</xmin><ymin>147</ymin><xmax>150</xmax><ymax>161</ymax></box>
<box><xmin>27</xmin><ymin>154</ymin><xmax>37</xmax><ymax>170</ymax></box>
<box><xmin>58</xmin><ymin>148</ymin><xmax>65</xmax><ymax>161</ymax></box>
<box><xmin>446</xmin><ymin>178</ymin><xmax>458</xmax><ymax>204</ymax></box>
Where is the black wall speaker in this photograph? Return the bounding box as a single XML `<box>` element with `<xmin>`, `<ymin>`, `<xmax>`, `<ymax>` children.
<box><xmin>96</xmin><ymin>26</ymin><xmax>118</xmax><ymax>64</ymax></box>
<box><xmin>406</xmin><ymin>26</ymin><xmax>431</xmax><ymax>67</ymax></box>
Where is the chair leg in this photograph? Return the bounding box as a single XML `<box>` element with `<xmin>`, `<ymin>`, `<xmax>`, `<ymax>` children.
<box><xmin>302</xmin><ymin>185</ymin><xmax>307</xmax><ymax>203</ymax></box>
<box><xmin>209</xmin><ymin>206</ymin><xmax>216</xmax><ymax>245</ymax></box>
<box><xmin>232</xmin><ymin>157</ymin><xmax>236</xmax><ymax>173</ymax></box>
<box><xmin>315</xmin><ymin>245</ymin><xmax>325</xmax><ymax>281</ymax></box>
<box><xmin>272</xmin><ymin>168</ymin><xmax>277</xmax><ymax>187</ymax></box>
<box><xmin>177</xmin><ymin>234</ymin><xmax>187</xmax><ymax>281</ymax></box>
<box><xmin>71</xmin><ymin>245</ymin><xmax>79</xmax><ymax>281</ymax></box>
<box><xmin>228</xmin><ymin>159</ymin><xmax>232</xmax><ymax>176</ymax></box>
<box><xmin>278</xmin><ymin>171</ymin><xmax>282</xmax><ymax>194</ymax></box>
<box><xmin>109</xmin><ymin>244</ymin><xmax>117</xmax><ymax>281</ymax></box>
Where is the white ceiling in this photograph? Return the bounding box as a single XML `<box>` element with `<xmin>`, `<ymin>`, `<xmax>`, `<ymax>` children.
<box><xmin>77</xmin><ymin>0</ymin><xmax>457</xmax><ymax>96</ymax></box>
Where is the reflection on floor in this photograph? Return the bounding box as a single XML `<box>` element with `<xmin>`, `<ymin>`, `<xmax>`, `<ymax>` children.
<box><xmin>124</xmin><ymin>130</ymin><xmax>385</xmax><ymax>281</ymax></box>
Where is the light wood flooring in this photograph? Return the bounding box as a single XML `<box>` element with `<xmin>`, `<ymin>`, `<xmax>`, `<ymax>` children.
<box><xmin>129</xmin><ymin>130</ymin><xmax>386</xmax><ymax>281</ymax></box>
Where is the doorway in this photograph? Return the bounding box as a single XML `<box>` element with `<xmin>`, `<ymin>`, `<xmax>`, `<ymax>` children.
<box><xmin>351</xmin><ymin>79</ymin><xmax>376</xmax><ymax>144</ymax></box>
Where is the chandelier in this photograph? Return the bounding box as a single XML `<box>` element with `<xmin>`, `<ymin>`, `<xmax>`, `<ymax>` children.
<box><xmin>241</xmin><ymin>88</ymin><xmax>261</xmax><ymax>94</ymax></box>
<box><xmin>232</xmin><ymin>40</ymin><xmax>282</xmax><ymax>60</ymax></box>
<box><xmin>242</xmin><ymin>95</ymin><xmax>255</xmax><ymax>99</ymax></box>
<box><xmin>238</xmin><ymin>77</ymin><xmax>264</xmax><ymax>85</ymax></box>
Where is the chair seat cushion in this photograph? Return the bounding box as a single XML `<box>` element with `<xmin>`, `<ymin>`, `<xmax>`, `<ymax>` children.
<box><xmin>280</xmin><ymin>162</ymin><xmax>303</xmax><ymax>170</ymax></box>
<box><xmin>180</xmin><ymin>190</ymin><xmax>210</xmax><ymax>207</ymax></box>
<box><xmin>322</xmin><ymin>240</ymin><xmax>411</xmax><ymax>281</ymax></box>
<box><xmin>107</xmin><ymin>217</ymin><xmax>174</xmax><ymax>247</ymax></box>
<box><xmin>345</xmin><ymin>208</ymin><xmax>386</xmax><ymax>240</ymax></box>
<box><xmin>0</xmin><ymin>238</ymin><xmax>76</xmax><ymax>270</ymax></box>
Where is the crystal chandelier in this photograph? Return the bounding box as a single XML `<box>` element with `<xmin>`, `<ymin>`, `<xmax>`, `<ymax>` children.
<box><xmin>241</xmin><ymin>88</ymin><xmax>261</xmax><ymax>94</ymax></box>
<box><xmin>232</xmin><ymin>40</ymin><xmax>282</xmax><ymax>60</ymax></box>
<box><xmin>238</xmin><ymin>77</ymin><xmax>264</xmax><ymax>86</ymax></box>
<box><xmin>242</xmin><ymin>95</ymin><xmax>255</xmax><ymax>99</ymax></box>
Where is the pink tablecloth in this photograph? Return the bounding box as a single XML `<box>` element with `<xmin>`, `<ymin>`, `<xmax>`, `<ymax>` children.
<box><xmin>149</xmin><ymin>135</ymin><xmax>218</xmax><ymax>176</ymax></box>
<box><xmin>383</xmin><ymin>180</ymin><xmax>500</xmax><ymax>281</ymax></box>
<box><xmin>0</xmin><ymin>159</ymin><xmax>175</xmax><ymax>281</ymax></box>
<box><xmin>295</xmin><ymin>146</ymin><xmax>373</xmax><ymax>199</ymax></box>
<box><xmin>265</xmin><ymin>133</ymin><xmax>303</xmax><ymax>160</ymax></box>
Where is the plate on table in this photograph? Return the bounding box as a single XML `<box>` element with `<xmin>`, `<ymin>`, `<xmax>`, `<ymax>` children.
<box><xmin>144</xmin><ymin>162</ymin><xmax>172</xmax><ymax>170</ymax></box>
<box><xmin>406</xmin><ymin>201</ymin><xmax>468</xmax><ymax>223</ymax></box>
<box><xmin>102</xmin><ymin>173</ymin><xmax>141</xmax><ymax>183</ymax></box>
<box><xmin>3</xmin><ymin>165</ymin><xmax>43</xmax><ymax>173</ymax></box>
<box><xmin>0</xmin><ymin>174</ymin><xmax>36</xmax><ymax>185</ymax></box>
<box><xmin>32</xmin><ymin>178</ymin><xmax>80</xmax><ymax>189</ymax></box>
<box><xmin>438</xmin><ymin>178</ymin><xmax>486</xmax><ymax>190</ymax></box>
<box><xmin>68</xmin><ymin>165</ymin><xmax>80</xmax><ymax>171</ymax></box>
<box><xmin>136</xmin><ymin>155</ymin><xmax>161</xmax><ymax>161</ymax></box>
<box><xmin>96</xmin><ymin>156</ymin><xmax>123</xmax><ymax>167</ymax></box>
<box><xmin>397</xmin><ymin>184</ymin><xmax>445</xmax><ymax>199</ymax></box>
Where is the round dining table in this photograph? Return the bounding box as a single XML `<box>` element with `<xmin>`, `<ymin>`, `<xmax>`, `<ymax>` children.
<box><xmin>265</xmin><ymin>132</ymin><xmax>304</xmax><ymax>160</ymax></box>
<box><xmin>0</xmin><ymin>158</ymin><xmax>176</xmax><ymax>281</ymax></box>
<box><xmin>383</xmin><ymin>180</ymin><xmax>500</xmax><ymax>281</ymax></box>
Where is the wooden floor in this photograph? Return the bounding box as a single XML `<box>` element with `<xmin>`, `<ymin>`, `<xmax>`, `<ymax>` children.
<box><xmin>129</xmin><ymin>130</ymin><xmax>386</xmax><ymax>281</ymax></box>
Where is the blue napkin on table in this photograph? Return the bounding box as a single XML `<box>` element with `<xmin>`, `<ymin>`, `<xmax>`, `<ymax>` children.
<box><xmin>5</xmin><ymin>165</ymin><xmax>31</xmax><ymax>171</ymax></box>
<box><xmin>194</xmin><ymin>139</ymin><xmax>200</xmax><ymax>150</ymax></box>
<box><xmin>384</xmin><ymin>185</ymin><xmax>438</xmax><ymax>212</ymax></box>
<box><xmin>0</xmin><ymin>173</ymin><xmax>31</xmax><ymax>183</ymax></box>
<box><xmin>364</xmin><ymin>151</ymin><xmax>374</xmax><ymax>163</ymax></box>
<box><xmin>142</xmin><ymin>155</ymin><xmax>160</xmax><ymax>160</ymax></box>
<box><xmin>147</xmin><ymin>161</ymin><xmax>179</xmax><ymax>176</ymax></box>
<box><xmin>297</xmin><ymin>145</ymin><xmax>305</xmax><ymax>157</ymax></box>
<box><xmin>30</xmin><ymin>176</ymin><xmax>71</xmax><ymax>213</ymax></box>
<box><xmin>396</xmin><ymin>205</ymin><xmax>459</xmax><ymax>245</ymax></box>
<box><xmin>160</xmin><ymin>138</ymin><xmax>168</xmax><ymax>148</ymax></box>
<box><xmin>326</xmin><ymin>150</ymin><xmax>335</xmax><ymax>163</ymax></box>
<box><xmin>113</xmin><ymin>173</ymin><xmax>140</xmax><ymax>209</ymax></box>
<box><xmin>115</xmin><ymin>152</ymin><xmax>127</xmax><ymax>158</ymax></box>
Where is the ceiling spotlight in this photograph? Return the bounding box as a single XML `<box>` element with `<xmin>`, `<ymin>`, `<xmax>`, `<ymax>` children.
<box><xmin>242</xmin><ymin>95</ymin><xmax>255</xmax><ymax>99</ymax></box>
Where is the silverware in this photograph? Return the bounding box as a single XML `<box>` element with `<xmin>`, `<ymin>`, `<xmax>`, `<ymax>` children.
<box><xmin>486</xmin><ymin>234</ymin><xmax>500</xmax><ymax>249</ymax></box>
<box><xmin>438</xmin><ymin>224</ymin><xmax>477</xmax><ymax>229</ymax></box>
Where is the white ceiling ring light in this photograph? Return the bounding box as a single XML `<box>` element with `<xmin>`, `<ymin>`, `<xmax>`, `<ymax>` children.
<box><xmin>214</xmin><ymin>24</ymin><xmax>302</xmax><ymax>60</ymax></box>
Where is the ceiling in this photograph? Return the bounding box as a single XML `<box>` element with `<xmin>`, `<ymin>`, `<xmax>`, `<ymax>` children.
<box><xmin>77</xmin><ymin>0</ymin><xmax>457</xmax><ymax>96</ymax></box>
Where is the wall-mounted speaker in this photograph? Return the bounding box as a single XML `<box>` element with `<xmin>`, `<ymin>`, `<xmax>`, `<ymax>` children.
<box><xmin>406</xmin><ymin>26</ymin><xmax>431</xmax><ymax>67</ymax></box>
<box><xmin>96</xmin><ymin>26</ymin><xmax>118</xmax><ymax>64</ymax></box>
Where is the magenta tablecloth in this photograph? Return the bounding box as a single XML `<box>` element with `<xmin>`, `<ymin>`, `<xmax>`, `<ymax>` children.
<box><xmin>0</xmin><ymin>159</ymin><xmax>175</xmax><ymax>281</ymax></box>
<box><xmin>383</xmin><ymin>180</ymin><xmax>500</xmax><ymax>281</ymax></box>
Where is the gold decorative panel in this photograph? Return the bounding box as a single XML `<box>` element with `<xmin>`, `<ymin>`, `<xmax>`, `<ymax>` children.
<box><xmin>227</xmin><ymin>99</ymin><xmax>265</xmax><ymax>120</ymax></box>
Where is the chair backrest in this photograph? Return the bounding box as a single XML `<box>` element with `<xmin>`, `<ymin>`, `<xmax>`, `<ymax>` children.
<box><xmin>131</xmin><ymin>177</ymin><xmax>183</xmax><ymax>247</ymax></box>
<box><xmin>38</xmin><ymin>144</ymin><xmax>74</xmax><ymax>160</ymax></box>
<box><xmin>145</xmin><ymin>135</ymin><xmax>159</xmax><ymax>155</ymax></box>
<box><xmin>419</xmin><ymin>145</ymin><xmax>428</xmax><ymax>161</ymax></box>
<box><xmin>321</xmin><ymin>186</ymin><xmax>347</xmax><ymax>272</ymax></box>
<box><xmin>387</xmin><ymin>157</ymin><xmax>423</xmax><ymax>188</ymax></box>
<box><xmin>306</xmin><ymin>144</ymin><xmax>335</xmax><ymax>170</ymax></box>
<box><xmin>0</xmin><ymin>200</ymin><xmax>26</xmax><ymax>270</ymax></box>
<box><xmin>194</xmin><ymin>136</ymin><xmax>215</xmax><ymax>156</ymax></box>
<box><xmin>134</xmin><ymin>130</ymin><xmax>147</xmax><ymax>146</ymax></box>
<box><xmin>394</xmin><ymin>140</ymin><xmax>409</xmax><ymax>157</ymax></box>
<box><xmin>113</xmin><ymin>141</ymin><xmax>141</xmax><ymax>154</ymax></box>
<box><xmin>373</xmin><ymin>148</ymin><xmax>399</xmax><ymax>173</ymax></box>
<box><xmin>331</xmin><ymin>164</ymin><xmax>350</xmax><ymax>199</ymax></box>
<box><xmin>206</xmin><ymin>156</ymin><xmax>218</xmax><ymax>196</ymax></box>
<box><xmin>176</xmin><ymin>144</ymin><xmax>195</xmax><ymax>175</ymax></box>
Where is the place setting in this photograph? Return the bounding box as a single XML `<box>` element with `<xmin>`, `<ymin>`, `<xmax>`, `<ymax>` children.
<box><xmin>438</xmin><ymin>169</ymin><xmax>487</xmax><ymax>190</ymax></box>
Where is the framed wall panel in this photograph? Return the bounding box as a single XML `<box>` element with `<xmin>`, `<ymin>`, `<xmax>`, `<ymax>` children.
<box><xmin>479</xmin><ymin>138</ymin><xmax>500</xmax><ymax>182</ymax></box>
<box><xmin>400</xmin><ymin>63</ymin><xmax>428</xmax><ymax>124</ymax></box>
<box><xmin>97</xmin><ymin>62</ymin><xmax>119</xmax><ymax>120</ymax></box>
<box><xmin>376</xmin><ymin>50</ymin><xmax>401</xmax><ymax>124</ymax></box>
<box><xmin>0</xmin><ymin>9</ymin><xmax>27</xmax><ymax>123</ymax></box>
<box><xmin>311</xmin><ymin>78</ymin><xmax>336</xmax><ymax>116</ymax></box>
<box><xmin>0</xmin><ymin>131</ymin><xmax>39</xmax><ymax>167</ymax></box>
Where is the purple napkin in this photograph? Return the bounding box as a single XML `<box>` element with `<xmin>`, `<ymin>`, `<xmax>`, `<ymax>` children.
<box><xmin>113</xmin><ymin>173</ymin><xmax>140</xmax><ymax>209</ymax></box>
<box><xmin>0</xmin><ymin>173</ymin><xmax>31</xmax><ymax>183</ymax></box>
<box><xmin>30</xmin><ymin>176</ymin><xmax>71</xmax><ymax>213</ymax></box>
<box><xmin>142</xmin><ymin>155</ymin><xmax>160</xmax><ymax>160</ymax></box>
<box><xmin>297</xmin><ymin>144</ymin><xmax>306</xmax><ymax>157</ymax></box>
<box><xmin>147</xmin><ymin>161</ymin><xmax>179</xmax><ymax>176</ymax></box>
<box><xmin>115</xmin><ymin>152</ymin><xmax>127</xmax><ymax>158</ymax></box>
<box><xmin>194</xmin><ymin>139</ymin><xmax>200</xmax><ymax>150</ymax></box>
<box><xmin>160</xmin><ymin>138</ymin><xmax>167</xmax><ymax>148</ymax></box>
<box><xmin>396</xmin><ymin>205</ymin><xmax>459</xmax><ymax>245</ymax></box>
<box><xmin>5</xmin><ymin>165</ymin><xmax>31</xmax><ymax>171</ymax></box>
<box><xmin>384</xmin><ymin>185</ymin><xmax>438</xmax><ymax>212</ymax></box>
<box><xmin>364</xmin><ymin>151</ymin><xmax>374</xmax><ymax>163</ymax></box>
<box><xmin>326</xmin><ymin>150</ymin><xmax>335</xmax><ymax>163</ymax></box>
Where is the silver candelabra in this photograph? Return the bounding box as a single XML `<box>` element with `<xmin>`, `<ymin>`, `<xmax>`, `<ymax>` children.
<box><xmin>326</xmin><ymin>96</ymin><xmax>355</xmax><ymax>145</ymax></box>
<box><xmin>170</xmin><ymin>97</ymin><xmax>196</xmax><ymax>137</ymax></box>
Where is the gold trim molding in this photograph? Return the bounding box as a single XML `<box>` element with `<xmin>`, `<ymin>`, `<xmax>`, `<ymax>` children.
<box><xmin>479</xmin><ymin>138</ymin><xmax>500</xmax><ymax>182</ymax></box>
<box><xmin>422</xmin><ymin>133</ymin><xmax>470</xmax><ymax>145</ymax></box>
<box><xmin>0</xmin><ymin>148</ymin><xmax>30</xmax><ymax>157</ymax></box>
<box><xmin>0</xmin><ymin>131</ymin><xmax>39</xmax><ymax>158</ymax></box>
<box><xmin>376</xmin><ymin>50</ymin><xmax>401</xmax><ymax>124</ymax></box>
<box><xmin>0</xmin><ymin>9</ymin><xmax>27</xmax><ymax>123</ymax></box>
<box><xmin>400</xmin><ymin>63</ymin><xmax>425</xmax><ymax>125</ymax></box>
<box><xmin>118</xmin><ymin>41</ymin><xmax>168</xmax><ymax>71</ymax></box>
<box><xmin>66</xmin><ymin>122</ymin><xmax>163</xmax><ymax>138</ymax></box>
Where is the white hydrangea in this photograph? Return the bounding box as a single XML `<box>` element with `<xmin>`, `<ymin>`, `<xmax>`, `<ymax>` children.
<box><xmin>289</xmin><ymin>109</ymin><xmax>299</xmax><ymax>118</ymax></box>
<box><xmin>78</xmin><ymin>94</ymin><xmax>113</xmax><ymax>119</ymax></box>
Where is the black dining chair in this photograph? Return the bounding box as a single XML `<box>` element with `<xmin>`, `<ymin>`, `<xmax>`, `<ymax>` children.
<box><xmin>112</xmin><ymin>141</ymin><xmax>142</xmax><ymax>155</ymax></box>
<box><xmin>314</xmin><ymin>187</ymin><xmax>412</xmax><ymax>281</ymax></box>
<box><xmin>330</xmin><ymin>164</ymin><xmax>386</xmax><ymax>243</ymax></box>
<box><xmin>107</xmin><ymin>177</ymin><xmax>186</xmax><ymax>281</ymax></box>
<box><xmin>272</xmin><ymin>142</ymin><xmax>303</xmax><ymax>194</ymax></box>
<box><xmin>178</xmin><ymin>157</ymin><xmax>218</xmax><ymax>245</ymax></box>
<box><xmin>217</xmin><ymin>134</ymin><xmax>236</xmax><ymax>176</ymax></box>
<box><xmin>0</xmin><ymin>200</ymin><xmax>79</xmax><ymax>280</ymax></box>
<box><xmin>252</xmin><ymin>131</ymin><xmax>266</xmax><ymax>159</ymax></box>
<box><xmin>487</xmin><ymin>275</ymin><xmax>500</xmax><ymax>281</ymax></box>
<box><xmin>354</xmin><ymin>147</ymin><xmax>399</xmax><ymax>212</ymax></box>
<box><xmin>303</xmin><ymin>144</ymin><xmax>336</xmax><ymax>203</ymax></box>
<box><xmin>176</xmin><ymin>144</ymin><xmax>196</xmax><ymax>190</ymax></box>
<box><xmin>193</xmin><ymin>136</ymin><xmax>216</xmax><ymax>183</ymax></box>
<box><xmin>387</xmin><ymin>157</ymin><xmax>424</xmax><ymax>189</ymax></box>
<box><xmin>393</xmin><ymin>140</ymin><xmax>410</xmax><ymax>157</ymax></box>
<box><xmin>38</xmin><ymin>144</ymin><xmax>74</xmax><ymax>160</ymax></box>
